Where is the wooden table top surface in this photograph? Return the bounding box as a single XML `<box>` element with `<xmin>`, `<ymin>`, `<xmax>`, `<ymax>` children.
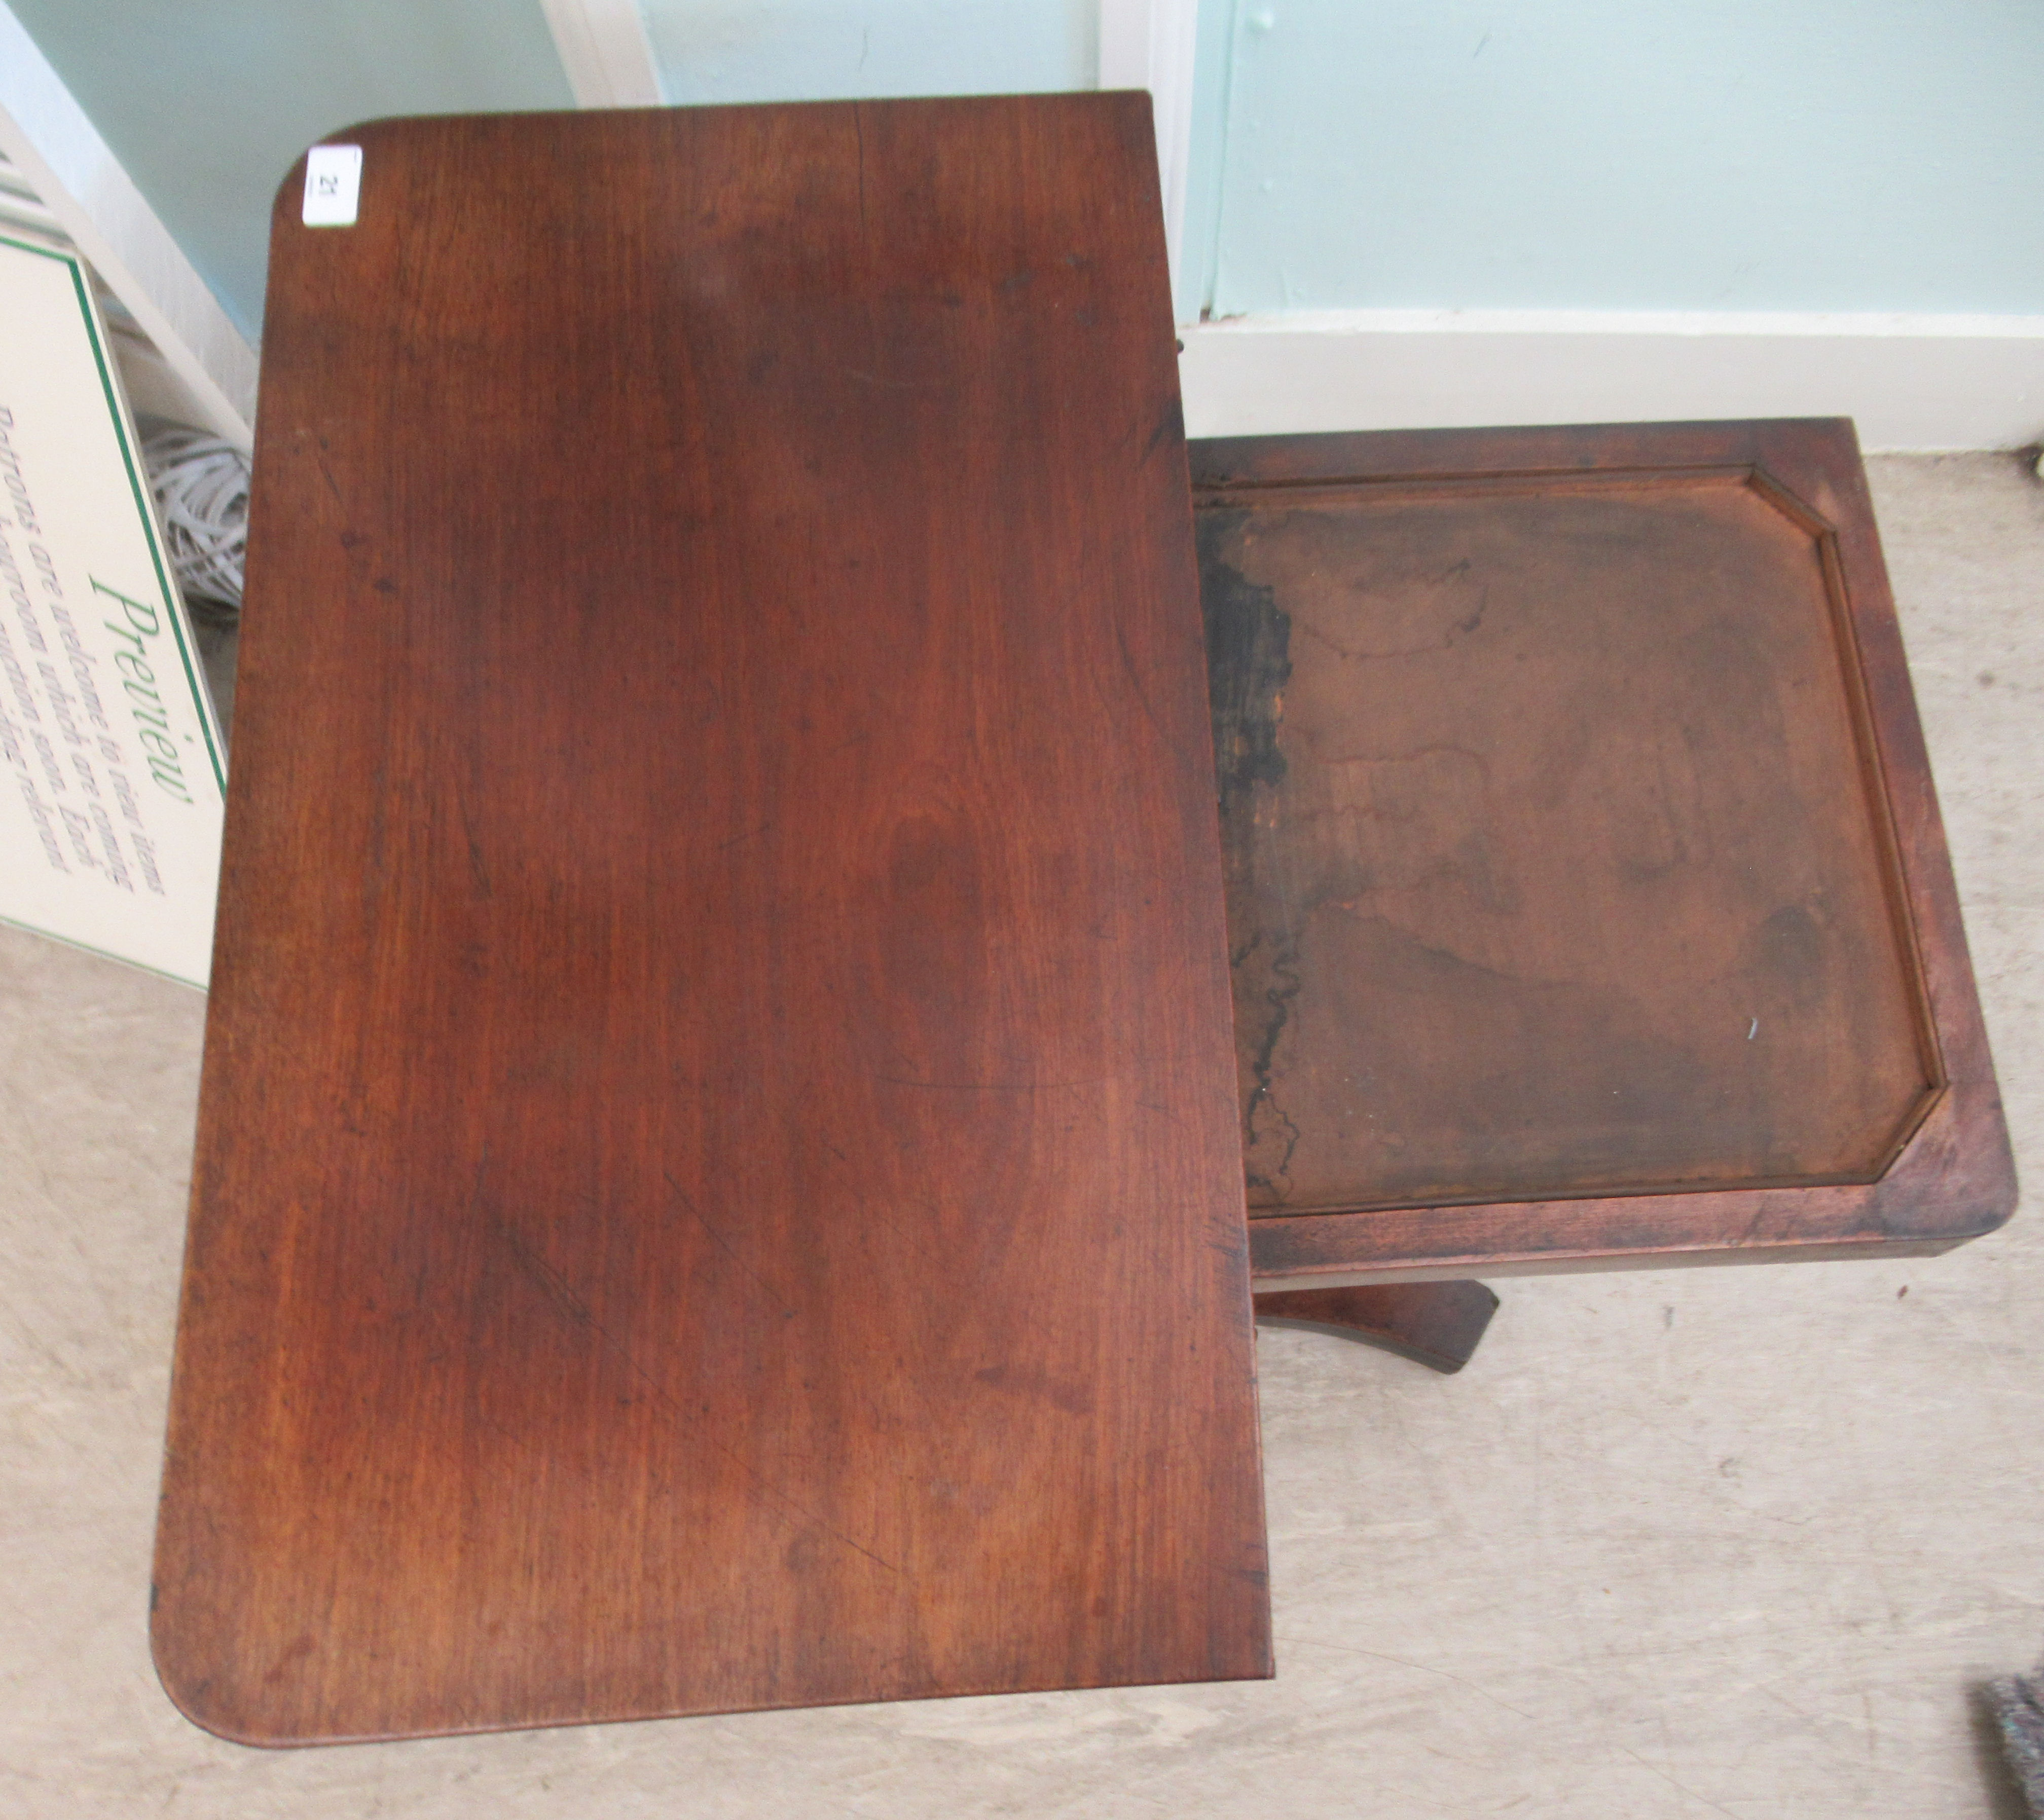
<box><xmin>1207</xmin><ymin>421</ymin><xmax>2015</xmax><ymax>1287</ymax></box>
<box><xmin>153</xmin><ymin>95</ymin><xmax>1270</xmax><ymax>1745</ymax></box>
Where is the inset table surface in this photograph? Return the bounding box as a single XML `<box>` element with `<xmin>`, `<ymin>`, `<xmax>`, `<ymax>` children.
<box><xmin>1209</xmin><ymin>422</ymin><xmax>2015</xmax><ymax>1287</ymax></box>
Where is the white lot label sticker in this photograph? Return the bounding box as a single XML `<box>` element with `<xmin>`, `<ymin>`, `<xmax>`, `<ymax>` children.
<box><xmin>303</xmin><ymin>145</ymin><xmax>362</xmax><ymax>227</ymax></box>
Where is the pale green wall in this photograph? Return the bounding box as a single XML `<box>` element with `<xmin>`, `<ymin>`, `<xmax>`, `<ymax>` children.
<box><xmin>642</xmin><ymin>0</ymin><xmax>1096</xmax><ymax>106</ymax></box>
<box><xmin>10</xmin><ymin>0</ymin><xmax>573</xmax><ymax>340</ymax></box>
<box><xmin>21</xmin><ymin>1</ymin><xmax>2038</xmax><ymax>341</ymax></box>
<box><xmin>1188</xmin><ymin>0</ymin><xmax>2044</xmax><ymax>318</ymax></box>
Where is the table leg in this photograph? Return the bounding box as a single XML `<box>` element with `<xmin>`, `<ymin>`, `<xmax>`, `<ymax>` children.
<box><xmin>1253</xmin><ymin>1281</ymin><xmax>1498</xmax><ymax>1374</ymax></box>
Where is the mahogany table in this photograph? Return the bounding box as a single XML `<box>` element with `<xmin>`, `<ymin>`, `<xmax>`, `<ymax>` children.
<box><xmin>154</xmin><ymin>95</ymin><xmax>1271</xmax><ymax>1746</ymax></box>
<box><xmin>152</xmin><ymin>95</ymin><xmax>2015</xmax><ymax>1747</ymax></box>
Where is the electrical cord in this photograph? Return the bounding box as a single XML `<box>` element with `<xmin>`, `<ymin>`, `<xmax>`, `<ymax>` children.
<box><xmin>140</xmin><ymin>422</ymin><xmax>249</xmax><ymax>626</ymax></box>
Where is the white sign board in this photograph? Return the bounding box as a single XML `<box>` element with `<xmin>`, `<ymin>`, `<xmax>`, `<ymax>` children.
<box><xmin>0</xmin><ymin>231</ymin><xmax>225</xmax><ymax>987</ymax></box>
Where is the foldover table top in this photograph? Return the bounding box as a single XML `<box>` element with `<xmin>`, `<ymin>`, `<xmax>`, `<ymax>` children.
<box><xmin>154</xmin><ymin>96</ymin><xmax>1271</xmax><ymax>1744</ymax></box>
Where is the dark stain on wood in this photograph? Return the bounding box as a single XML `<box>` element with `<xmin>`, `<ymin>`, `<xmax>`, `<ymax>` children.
<box><xmin>1198</xmin><ymin>509</ymin><xmax>1300</xmax><ymax>1193</ymax></box>
<box><xmin>1200</xmin><ymin>508</ymin><xmax>1294</xmax><ymax>833</ymax></box>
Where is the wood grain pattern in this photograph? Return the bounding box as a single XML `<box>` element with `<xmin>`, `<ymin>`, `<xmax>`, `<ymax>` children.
<box><xmin>1197</xmin><ymin>422</ymin><xmax>2015</xmax><ymax>1288</ymax></box>
<box><xmin>1253</xmin><ymin>1282</ymin><xmax>1498</xmax><ymax>1374</ymax></box>
<box><xmin>154</xmin><ymin>97</ymin><xmax>1270</xmax><ymax>1745</ymax></box>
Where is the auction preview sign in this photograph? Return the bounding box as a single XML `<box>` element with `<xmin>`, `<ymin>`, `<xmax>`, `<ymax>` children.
<box><xmin>0</xmin><ymin>231</ymin><xmax>224</xmax><ymax>988</ymax></box>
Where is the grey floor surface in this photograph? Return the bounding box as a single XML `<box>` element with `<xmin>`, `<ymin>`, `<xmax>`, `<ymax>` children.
<box><xmin>3</xmin><ymin>453</ymin><xmax>2038</xmax><ymax>1817</ymax></box>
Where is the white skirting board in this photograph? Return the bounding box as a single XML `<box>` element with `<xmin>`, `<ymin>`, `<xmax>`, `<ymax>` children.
<box><xmin>1178</xmin><ymin>311</ymin><xmax>2044</xmax><ymax>452</ymax></box>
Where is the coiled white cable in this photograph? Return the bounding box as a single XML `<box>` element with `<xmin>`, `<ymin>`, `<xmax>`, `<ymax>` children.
<box><xmin>141</xmin><ymin>423</ymin><xmax>249</xmax><ymax>624</ymax></box>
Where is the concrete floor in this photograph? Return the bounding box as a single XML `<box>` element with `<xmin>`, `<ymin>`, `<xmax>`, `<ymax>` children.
<box><xmin>3</xmin><ymin>453</ymin><xmax>2038</xmax><ymax>1817</ymax></box>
